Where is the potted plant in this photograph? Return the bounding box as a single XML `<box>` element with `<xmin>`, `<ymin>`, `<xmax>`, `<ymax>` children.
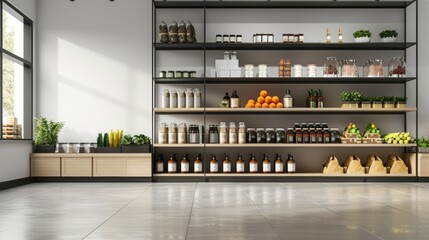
<box><xmin>379</xmin><ymin>30</ymin><xmax>398</xmax><ymax>43</ymax></box>
<box><xmin>418</xmin><ymin>137</ymin><xmax>429</xmax><ymax>153</ymax></box>
<box><xmin>383</xmin><ymin>96</ymin><xmax>396</xmax><ymax>109</ymax></box>
<box><xmin>371</xmin><ymin>96</ymin><xmax>383</xmax><ymax>109</ymax></box>
<box><xmin>340</xmin><ymin>91</ymin><xmax>351</xmax><ymax>108</ymax></box>
<box><xmin>395</xmin><ymin>96</ymin><xmax>408</xmax><ymax>108</ymax></box>
<box><xmin>95</xmin><ymin>130</ymin><xmax>122</xmax><ymax>153</ymax></box>
<box><xmin>353</xmin><ymin>30</ymin><xmax>372</xmax><ymax>43</ymax></box>
<box><xmin>121</xmin><ymin>134</ymin><xmax>151</xmax><ymax>153</ymax></box>
<box><xmin>347</xmin><ymin>91</ymin><xmax>361</xmax><ymax>108</ymax></box>
<box><xmin>360</xmin><ymin>96</ymin><xmax>372</xmax><ymax>109</ymax></box>
<box><xmin>34</xmin><ymin>117</ymin><xmax>65</xmax><ymax>153</ymax></box>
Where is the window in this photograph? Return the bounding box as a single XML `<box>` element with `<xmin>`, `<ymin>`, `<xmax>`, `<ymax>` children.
<box><xmin>1</xmin><ymin>0</ymin><xmax>33</xmax><ymax>140</ymax></box>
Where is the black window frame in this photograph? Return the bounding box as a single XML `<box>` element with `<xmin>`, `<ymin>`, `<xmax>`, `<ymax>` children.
<box><xmin>0</xmin><ymin>0</ymin><xmax>33</xmax><ymax>141</ymax></box>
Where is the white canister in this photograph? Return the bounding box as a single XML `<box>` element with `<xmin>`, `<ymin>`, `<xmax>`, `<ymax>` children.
<box><xmin>178</xmin><ymin>89</ymin><xmax>186</xmax><ymax>108</ymax></box>
<box><xmin>294</xmin><ymin>64</ymin><xmax>303</xmax><ymax>77</ymax></box>
<box><xmin>307</xmin><ymin>64</ymin><xmax>317</xmax><ymax>77</ymax></box>
<box><xmin>186</xmin><ymin>88</ymin><xmax>194</xmax><ymax>108</ymax></box>
<box><xmin>169</xmin><ymin>90</ymin><xmax>178</xmax><ymax>108</ymax></box>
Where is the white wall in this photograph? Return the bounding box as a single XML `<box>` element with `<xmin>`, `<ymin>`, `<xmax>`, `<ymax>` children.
<box><xmin>0</xmin><ymin>0</ymin><xmax>36</xmax><ymax>183</ymax></box>
<box><xmin>36</xmin><ymin>0</ymin><xmax>152</xmax><ymax>142</ymax></box>
<box><xmin>419</xmin><ymin>0</ymin><xmax>429</xmax><ymax>137</ymax></box>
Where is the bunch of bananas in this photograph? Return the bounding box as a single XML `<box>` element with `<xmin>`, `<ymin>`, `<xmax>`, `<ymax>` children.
<box><xmin>109</xmin><ymin>129</ymin><xmax>124</xmax><ymax>147</ymax></box>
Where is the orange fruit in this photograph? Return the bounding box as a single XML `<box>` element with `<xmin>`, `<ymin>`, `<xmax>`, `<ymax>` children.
<box><xmin>255</xmin><ymin>102</ymin><xmax>262</xmax><ymax>108</ymax></box>
<box><xmin>265</xmin><ymin>96</ymin><xmax>272</xmax><ymax>104</ymax></box>
<box><xmin>260</xmin><ymin>90</ymin><xmax>268</xmax><ymax>98</ymax></box>
<box><xmin>262</xmin><ymin>103</ymin><xmax>269</xmax><ymax>108</ymax></box>
<box><xmin>245</xmin><ymin>103</ymin><xmax>255</xmax><ymax>108</ymax></box>
<box><xmin>272</xmin><ymin>96</ymin><xmax>279</xmax><ymax>104</ymax></box>
<box><xmin>248</xmin><ymin>99</ymin><xmax>255</xmax><ymax>105</ymax></box>
<box><xmin>276</xmin><ymin>102</ymin><xmax>284</xmax><ymax>108</ymax></box>
<box><xmin>257</xmin><ymin>96</ymin><xmax>265</xmax><ymax>104</ymax></box>
<box><xmin>269</xmin><ymin>103</ymin><xmax>276</xmax><ymax>108</ymax></box>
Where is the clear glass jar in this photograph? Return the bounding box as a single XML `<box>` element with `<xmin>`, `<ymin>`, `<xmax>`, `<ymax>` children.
<box><xmin>323</xmin><ymin>57</ymin><xmax>339</xmax><ymax>77</ymax></box>
<box><xmin>223</xmin><ymin>51</ymin><xmax>230</xmax><ymax>60</ymax></box>
<box><xmin>266</xmin><ymin>128</ymin><xmax>276</xmax><ymax>143</ymax></box>
<box><xmin>230</xmin><ymin>51</ymin><xmax>237</xmax><ymax>60</ymax></box>
<box><xmin>162</xmin><ymin>89</ymin><xmax>170</xmax><ymax>108</ymax></box>
<box><xmin>194</xmin><ymin>88</ymin><xmax>202</xmax><ymax>108</ymax></box>
<box><xmin>341</xmin><ymin>59</ymin><xmax>357</xmax><ymax>77</ymax></box>
<box><xmin>367</xmin><ymin>59</ymin><xmax>385</xmax><ymax>77</ymax></box>
<box><xmin>388</xmin><ymin>57</ymin><xmax>406</xmax><ymax>77</ymax></box>
<box><xmin>219</xmin><ymin>122</ymin><xmax>228</xmax><ymax>144</ymax></box>
<box><xmin>65</xmin><ymin>143</ymin><xmax>74</xmax><ymax>153</ymax></box>
<box><xmin>178</xmin><ymin>89</ymin><xmax>186</xmax><ymax>108</ymax></box>
<box><xmin>168</xmin><ymin>123</ymin><xmax>178</xmax><ymax>144</ymax></box>
<box><xmin>178</xmin><ymin>123</ymin><xmax>187</xmax><ymax>144</ymax></box>
<box><xmin>159</xmin><ymin>122</ymin><xmax>168</xmax><ymax>144</ymax></box>
<box><xmin>238</xmin><ymin>122</ymin><xmax>246</xmax><ymax>144</ymax></box>
<box><xmin>228</xmin><ymin>122</ymin><xmax>238</xmax><ymax>144</ymax></box>
<box><xmin>169</xmin><ymin>89</ymin><xmax>178</xmax><ymax>108</ymax></box>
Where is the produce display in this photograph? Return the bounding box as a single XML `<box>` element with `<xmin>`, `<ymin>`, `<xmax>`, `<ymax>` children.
<box><xmin>97</xmin><ymin>129</ymin><xmax>123</xmax><ymax>147</ymax></box>
<box><xmin>383</xmin><ymin>132</ymin><xmax>412</xmax><ymax>144</ymax></box>
<box><xmin>245</xmin><ymin>90</ymin><xmax>283</xmax><ymax>108</ymax></box>
<box><xmin>341</xmin><ymin>122</ymin><xmax>362</xmax><ymax>144</ymax></box>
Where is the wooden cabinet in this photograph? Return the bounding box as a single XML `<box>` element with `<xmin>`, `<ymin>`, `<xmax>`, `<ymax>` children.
<box><xmin>31</xmin><ymin>153</ymin><xmax>152</xmax><ymax>178</ymax></box>
<box><xmin>31</xmin><ymin>157</ymin><xmax>61</xmax><ymax>177</ymax></box>
<box><xmin>62</xmin><ymin>157</ymin><xmax>92</xmax><ymax>177</ymax></box>
<box><xmin>406</xmin><ymin>153</ymin><xmax>429</xmax><ymax>177</ymax></box>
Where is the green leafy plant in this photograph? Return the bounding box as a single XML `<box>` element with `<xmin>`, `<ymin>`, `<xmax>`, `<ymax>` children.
<box><xmin>121</xmin><ymin>134</ymin><xmax>151</xmax><ymax>145</ymax></box>
<box><xmin>418</xmin><ymin>136</ymin><xmax>428</xmax><ymax>148</ymax></box>
<box><xmin>383</xmin><ymin>96</ymin><xmax>395</xmax><ymax>102</ymax></box>
<box><xmin>361</xmin><ymin>96</ymin><xmax>372</xmax><ymax>102</ymax></box>
<box><xmin>371</xmin><ymin>96</ymin><xmax>384</xmax><ymax>102</ymax></box>
<box><xmin>34</xmin><ymin>117</ymin><xmax>65</xmax><ymax>145</ymax></box>
<box><xmin>353</xmin><ymin>30</ymin><xmax>372</xmax><ymax>38</ymax></box>
<box><xmin>340</xmin><ymin>91</ymin><xmax>352</xmax><ymax>101</ymax></box>
<box><xmin>96</xmin><ymin>133</ymin><xmax>110</xmax><ymax>147</ymax></box>
<box><xmin>350</xmin><ymin>91</ymin><xmax>362</xmax><ymax>102</ymax></box>
<box><xmin>379</xmin><ymin>30</ymin><xmax>398</xmax><ymax>38</ymax></box>
<box><xmin>395</xmin><ymin>96</ymin><xmax>408</xmax><ymax>102</ymax></box>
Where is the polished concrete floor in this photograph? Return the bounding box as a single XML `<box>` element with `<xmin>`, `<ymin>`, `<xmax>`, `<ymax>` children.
<box><xmin>1</xmin><ymin>183</ymin><xmax>429</xmax><ymax>240</ymax></box>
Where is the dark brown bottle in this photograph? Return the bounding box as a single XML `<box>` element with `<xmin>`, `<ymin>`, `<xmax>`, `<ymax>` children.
<box><xmin>286</xmin><ymin>128</ymin><xmax>295</xmax><ymax>143</ymax></box>
<box><xmin>236</xmin><ymin>154</ymin><xmax>245</xmax><ymax>173</ymax></box>
<box><xmin>210</xmin><ymin>154</ymin><xmax>218</xmax><ymax>173</ymax></box>
<box><xmin>275</xmin><ymin>154</ymin><xmax>284</xmax><ymax>173</ymax></box>
<box><xmin>168</xmin><ymin>154</ymin><xmax>177</xmax><ymax>173</ymax></box>
<box><xmin>181</xmin><ymin>154</ymin><xmax>190</xmax><ymax>173</ymax></box>
<box><xmin>262</xmin><ymin>154</ymin><xmax>271</xmax><ymax>173</ymax></box>
<box><xmin>302</xmin><ymin>123</ymin><xmax>310</xmax><ymax>143</ymax></box>
<box><xmin>223</xmin><ymin>154</ymin><xmax>231</xmax><ymax>173</ymax></box>
<box><xmin>156</xmin><ymin>154</ymin><xmax>164</xmax><ymax>173</ymax></box>
<box><xmin>249</xmin><ymin>154</ymin><xmax>258</xmax><ymax>173</ymax></box>
<box><xmin>194</xmin><ymin>154</ymin><xmax>203</xmax><ymax>173</ymax></box>
<box><xmin>287</xmin><ymin>154</ymin><xmax>296</xmax><ymax>173</ymax></box>
<box><xmin>316</xmin><ymin>127</ymin><xmax>324</xmax><ymax>143</ymax></box>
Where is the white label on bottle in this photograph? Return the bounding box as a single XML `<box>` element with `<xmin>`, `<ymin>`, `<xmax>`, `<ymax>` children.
<box><xmin>263</xmin><ymin>162</ymin><xmax>271</xmax><ymax>173</ymax></box>
<box><xmin>168</xmin><ymin>133</ymin><xmax>177</xmax><ymax>144</ymax></box>
<box><xmin>284</xmin><ymin>98</ymin><xmax>293</xmax><ymax>108</ymax></box>
<box><xmin>178</xmin><ymin>133</ymin><xmax>187</xmax><ymax>144</ymax></box>
<box><xmin>231</xmin><ymin>98</ymin><xmax>240</xmax><ymax>108</ymax></box>
<box><xmin>239</xmin><ymin>133</ymin><xmax>247</xmax><ymax>144</ymax></box>
<box><xmin>157</xmin><ymin>162</ymin><xmax>164</xmax><ymax>173</ymax></box>
<box><xmin>287</xmin><ymin>163</ymin><xmax>296</xmax><ymax>173</ymax></box>
<box><xmin>223</xmin><ymin>162</ymin><xmax>231</xmax><ymax>172</ymax></box>
<box><xmin>236</xmin><ymin>162</ymin><xmax>245</xmax><ymax>173</ymax></box>
<box><xmin>178</xmin><ymin>97</ymin><xmax>186</xmax><ymax>108</ymax></box>
<box><xmin>194</xmin><ymin>97</ymin><xmax>201</xmax><ymax>108</ymax></box>
<box><xmin>229</xmin><ymin>133</ymin><xmax>238</xmax><ymax>144</ymax></box>
<box><xmin>210</xmin><ymin>162</ymin><xmax>218</xmax><ymax>172</ymax></box>
<box><xmin>159</xmin><ymin>133</ymin><xmax>168</xmax><ymax>144</ymax></box>
<box><xmin>170</xmin><ymin>98</ymin><xmax>177</xmax><ymax>108</ymax></box>
<box><xmin>168</xmin><ymin>163</ymin><xmax>176</xmax><ymax>173</ymax></box>
<box><xmin>220</xmin><ymin>133</ymin><xmax>228</xmax><ymax>144</ymax></box>
<box><xmin>186</xmin><ymin>97</ymin><xmax>194</xmax><ymax>108</ymax></box>
<box><xmin>162</xmin><ymin>97</ymin><xmax>170</xmax><ymax>108</ymax></box>
<box><xmin>275</xmin><ymin>162</ymin><xmax>284</xmax><ymax>173</ymax></box>
<box><xmin>250</xmin><ymin>162</ymin><xmax>258</xmax><ymax>172</ymax></box>
<box><xmin>194</xmin><ymin>162</ymin><xmax>202</xmax><ymax>173</ymax></box>
<box><xmin>181</xmin><ymin>163</ymin><xmax>189</xmax><ymax>172</ymax></box>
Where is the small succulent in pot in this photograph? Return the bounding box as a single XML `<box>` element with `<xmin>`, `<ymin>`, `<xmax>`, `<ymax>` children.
<box><xmin>395</xmin><ymin>96</ymin><xmax>408</xmax><ymax>108</ymax></box>
<box><xmin>379</xmin><ymin>30</ymin><xmax>398</xmax><ymax>42</ymax></box>
<box><xmin>353</xmin><ymin>30</ymin><xmax>372</xmax><ymax>42</ymax></box>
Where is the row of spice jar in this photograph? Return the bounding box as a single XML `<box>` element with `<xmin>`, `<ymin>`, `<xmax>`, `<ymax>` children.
<box><xmin>54</xmin><ymin>143</ymin><xmax>96</xmax><ymax>153</ymax></box>
<box><xmin>215</xmin><ymin>34</ymin><xmax>243</xmax><ymax>43</ymax></box>
<box><xmin>161</xmin><ymin>88</ymin><xmax>202</xmax><ymax>109</ymax></box>
<box><xmin>158</xmin><ymin>123</ymin><xmax>203</xmax><ymax>144</ymax></box>
<box><xmin>282</xmin><ymin>33</ymin><xmax>304</xmax><ymax>43</ymax></box>
<box><xmin>159</xmin><ymin>71</ymin><xmax>197</xmax><ymax>78</ymax></box>
<box><xmin>253</xmin><ymin>33</ymin><xmax>275</xmax><ymax>43</ymax></box>
<box><xmin>322</xmin><ymin>57</ymin><xmax>406</xmax><ymax>77</ymax></box>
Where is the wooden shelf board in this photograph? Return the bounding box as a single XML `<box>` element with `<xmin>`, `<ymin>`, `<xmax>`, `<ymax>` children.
<box><xmin>203</xmin><ymin>173</ymin><xmax>413</xmax><ymax>177</ymax></box>
<box><xmin>153</xmin><ymin>144</ymin><xmax>204</xmax><ymax>148</ymax></box>
<box><xmin>31</xmin><ymin>153</ymin><xmax>151</xmax><ymax>158</ymax></box>
<box><xmin>205</xmin><ymin>144</ymin><xmax>416</xmax><ymax>148</ymax></box>
<box><xmin>153</xmin><ymin>173</ymin><xmax>205</xmax><ymax>177</ymax></box>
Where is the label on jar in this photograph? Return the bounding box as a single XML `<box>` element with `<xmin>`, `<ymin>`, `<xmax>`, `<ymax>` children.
<box><xmin>178</xmin><ymin>97</ymin><xmax>186</xmax><ymax>108</ymax></box>
<box><xmin>194</xmin><ymin>96</ymin><xmax>201</xmax><ymax>108</ymax></box>
<box><xmin>303</xmin><ymin>135</ymin><xmax>310</xmax><ymax>143</ymax></box>
<box><xmin>238</xmin><ymin>133</ymin><xmax>246</xmax><ymax>144</ymax></box>
<box><xmin>194</xmin><ymin>162</ymin><xmax>203</xmax><ymax>173</ymax></box>
<box><xmin>157</xmin><ymin>162</ymin><xmax>164</xmax><ymax>173</ymax></box>
<box><xmin>210</xmin><ymin>133</ymin><xmax>219</xmax><ymax>143</ymax></box>
<box><xmin>287</xmin><ymin>135</ymin><xmax>295</xmax><ymax>143</ymax></box>
<box><xmin>250</xmin><ymin>162</ymin><xmax>258</xmax><ymax>172</ymax></box>
<box><xmin>263</xmin><ymin>162</ymin><xmax>271</xmax><ymax>173</ymax></box>
<box><xmin>324</xmin><ymin>135</ymin><xmax>331</xmax><ymax>143</ymax></box>
<box><xmin>210</xmin><ymin>162</ymin><xmax>218</xmax><ymax>172</ymax></box>
<box><xmin>317</xmin><ymin>136</ymin><xmax>324</xmax><ymax>143</ymax></box>
<box><xmin>275</xmin><ymin>162</ymin><xmax>284</xmax><ymax>173</ymax></box>
<box><xmin>168</xmin><ymin>133</ymin><xmax>177</xmax><ymax>144</ymax></box>
<box><xmin>231</xmin><ymin>98</ymin><xmax>240</xmax><ymax>108</ymax></box>
<box><xmin>168</xmin><ymin>163</ymin><xmax>176</xmax><ymax>173</ymax></box>
<box><xmin>284</xmin><ymin>98</ymin><xmax>293</xmax><ymax>108</ymax></box>
<box><xmin>311</xmin><ymin>135</ymin><xmax>317</xmax><ymax>143</ymax></box>
<box><xmin>287</xmin><ymin>163</ymin><xmax>296</xmax><ymax>173</ymax></box>
<box><xmin>186</xmin><ymin>97</ymin><xmax>194</xmax><ymax>108</ymax></box>
<box><xmin>159</xmin><ymin>132</ymin><xmax>168</xmax><ymax>144</ymax></box>
<box><xmin>162</xmin><ymin>96</ymin><xmax>170</xmax><ymax>108</ymax></box>
<box><xmin>237</xmin><ymin>162</ymin><xmax>245</xmax><ymax>173</ymax></box>
<box><xmin>170</xmin><ymin>97</ymin><xmax>177</xmax><ymax>108</ymax></box>
<box><xmin>220</xmin><ymin>133</ymin><xmax>228</xmax><ymax>144</ymax></box>
<box><xmin>223</xmin><ymin>162</ymin><xmax>231</xmax><ymax>173</ymax></box>
<box><xmin>178</xmin><ymin>133</ymin><xmax>187</xmax><ymax>144</ymax></box>
<box><xmin>229</xmin><ymin>133</ymin><xmax>238</xmax><ymax>144</ymax></box>
<box><xmin>181</xmin><ymin>162</ymin><xmax>189</xmax><ymax>172</ymax></box>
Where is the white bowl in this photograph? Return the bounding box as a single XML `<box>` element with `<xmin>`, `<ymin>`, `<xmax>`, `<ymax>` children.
<box><xmin>354</xmin><ymin>37</ymin><xmax>370</xmax><ymax>43</ymax></box>
<box><xmin>381</xmin><ymin>37</ymin><xmax>397</xmax><ymax>43</ymax></box>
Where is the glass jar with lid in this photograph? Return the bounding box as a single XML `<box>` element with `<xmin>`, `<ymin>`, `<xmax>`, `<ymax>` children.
<box><xmin>341</xmin><ymin>59</ymin><xmax>358</xmax><ymax>77</ymax></box>
<box><xmin>367</xmin><ymin>59</ymin><xmax>385</xmax><ymax>77</ymax></box>
<box><xmin>159</xmin><ymin>122</ymin><xmax>168</xmax><ymax>144</ymax></box>
<box><xmin>178</xmin><ymin>123</ymin><xmax>187</xmax><ymax>144</ymax></box>
<box><xmin>276</xmin><ymin>128</ymin><xmax>286</xmax><ymax>143</ymax></box>
<box><xmin>168</xmin><ymin>123</ymin><xmax>178</xmax><ymax>144</ymax></box>
<box><xmin>247</xmin><ymin>128</ymin><xmax>256</xmax><ymax>143</ymax></box>
<box><xmin>256</xmin><ymin>128</ymin><xmax>266</xmax><ymax>143</ymax></box>
<box><xmin>388</xmin><ymin>57</ymin><xmax>406</xmax><ymax>77</ymax></box>
<box><xmin>266</xmin><ymin>128</ymin><xmax>276</xmax><ymax>143</ymax></box>
<box><xmin>219</xmin><ymin>122</ymin><xmax>228</xmax><ymax>144</ymax></box>
<box><xmin>323</xmin><ymin>57</ymin><xmax>339</xmax><ymax>77</ymax></box>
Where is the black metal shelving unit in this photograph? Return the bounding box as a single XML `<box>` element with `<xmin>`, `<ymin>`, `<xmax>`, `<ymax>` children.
<box><xmin>152</xmin><ymin>0</ymin><xmax>418</xmax><ymax>182</ymax></box>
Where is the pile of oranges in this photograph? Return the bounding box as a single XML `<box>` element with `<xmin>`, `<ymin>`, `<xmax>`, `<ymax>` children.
<box><xmin>245</xmin><ymin>90</ymin><xmax>284</xmax><ymax>108</ymax></box>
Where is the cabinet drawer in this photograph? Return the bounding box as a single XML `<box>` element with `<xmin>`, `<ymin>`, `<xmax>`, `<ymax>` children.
<box><xmin>93</xmin><ymin>158</ymin><xmax>125</xmax><ymax>177</ymax></box>
<box><xmin>62</xmin><ymin>157</ymin><xmax>92</xmax><ymax>177</ymax></box>
<box><xmin>31</xmin><ymin>157</ymin><xmax>61</xmax><ymax>177</ymax></box>
<box><xmin>125</xmin><ymin>157</ymin><xmax>152</xmax><ymax>177</ymax></box>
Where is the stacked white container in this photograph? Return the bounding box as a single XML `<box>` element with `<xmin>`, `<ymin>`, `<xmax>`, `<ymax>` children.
<box><xmin>294</xmin><ymin>64</ymin><xmax>303</xmax><ymax>77</ymax></box>
<box><xmin>245</xmin><ymin>64</ymin><xmax>254</xmax><ymax>77</ymax></box>
<box><xmin>307</xmin><ymin>64</ymin><xmax>317</xmax><ymax>77</ymax></box>
<box><xmin>258</xmin><ymin>64</ymin><xmax>268</xmax><ymax>78</ymax></box>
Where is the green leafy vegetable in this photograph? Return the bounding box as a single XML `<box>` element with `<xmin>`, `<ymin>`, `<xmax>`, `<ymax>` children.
<box><xmin>34</xmin><ymin>117</ymin><xmax>65</xmax><ymax>145</ymax></box>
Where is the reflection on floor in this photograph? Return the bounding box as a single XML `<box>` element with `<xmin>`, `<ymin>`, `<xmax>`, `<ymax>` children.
<box><xmin>1</xmin><ymin>182</ymin><xmax>429</xmax><ymax>240</ymax></box>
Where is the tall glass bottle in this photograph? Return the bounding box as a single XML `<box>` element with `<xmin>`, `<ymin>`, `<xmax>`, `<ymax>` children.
<box><xmin>275</xmin><ymin>154</ymin><xmax>284</xmax><ymax>173</ymax></box>
<box><xmin>326</xmin><ymin>28</ymin><xmax>331</xmax><ymax>43</ymax></box>
<box><xmin>210</xmin><ymin>154</ymin><xmax>219</xmax><ymax>173</ymax></box>
<box><xmin>194</xmin><ymin>154</ymin><xmax>203</xmax><ymax>173</ymax></box>
<box><xmin>223</xmin><ymin>154</ymin><xmax>231</xmax><ymax>173</ymax></box>
<box><xmin>181</xmin><ymin>154</ymin><xmax>190</xmax><ymax>173</ymax></box>
<box><xmin>287</xmin><ymin>154</ymin><xmax>296</xmax><ymax>173</ymax></box>
<box><xmin>236</xmin><ymin>154</ymin><xmax>245</xmax><ymax>173</ymax></box>
<box><xmin>262</xmin><ymin>154</ymin><xmax>271</xmax><ymax>173</ymax></box>
<box><xmin>338</xmin><ymin>27</ymin><xmax>343</xmax><ymax>43</ymax></box>
<box><xmin>249</xmin><ymin>154</ymin><xmax>258</xmax><ymax>173</ymax></box>
<box><xmin>168</xmin><ymin>154</ymin><xmax>177</xmax><ymax>173</ymax></box>
<box><xmin>230</xmin><ymin>90</ymin><xmax>241</xmax><ymax>108</ymax></box>
<box><xmin>156</xmin><ymin>154</ymin><xmax>164</xmax><ymax>173</ymax></box>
